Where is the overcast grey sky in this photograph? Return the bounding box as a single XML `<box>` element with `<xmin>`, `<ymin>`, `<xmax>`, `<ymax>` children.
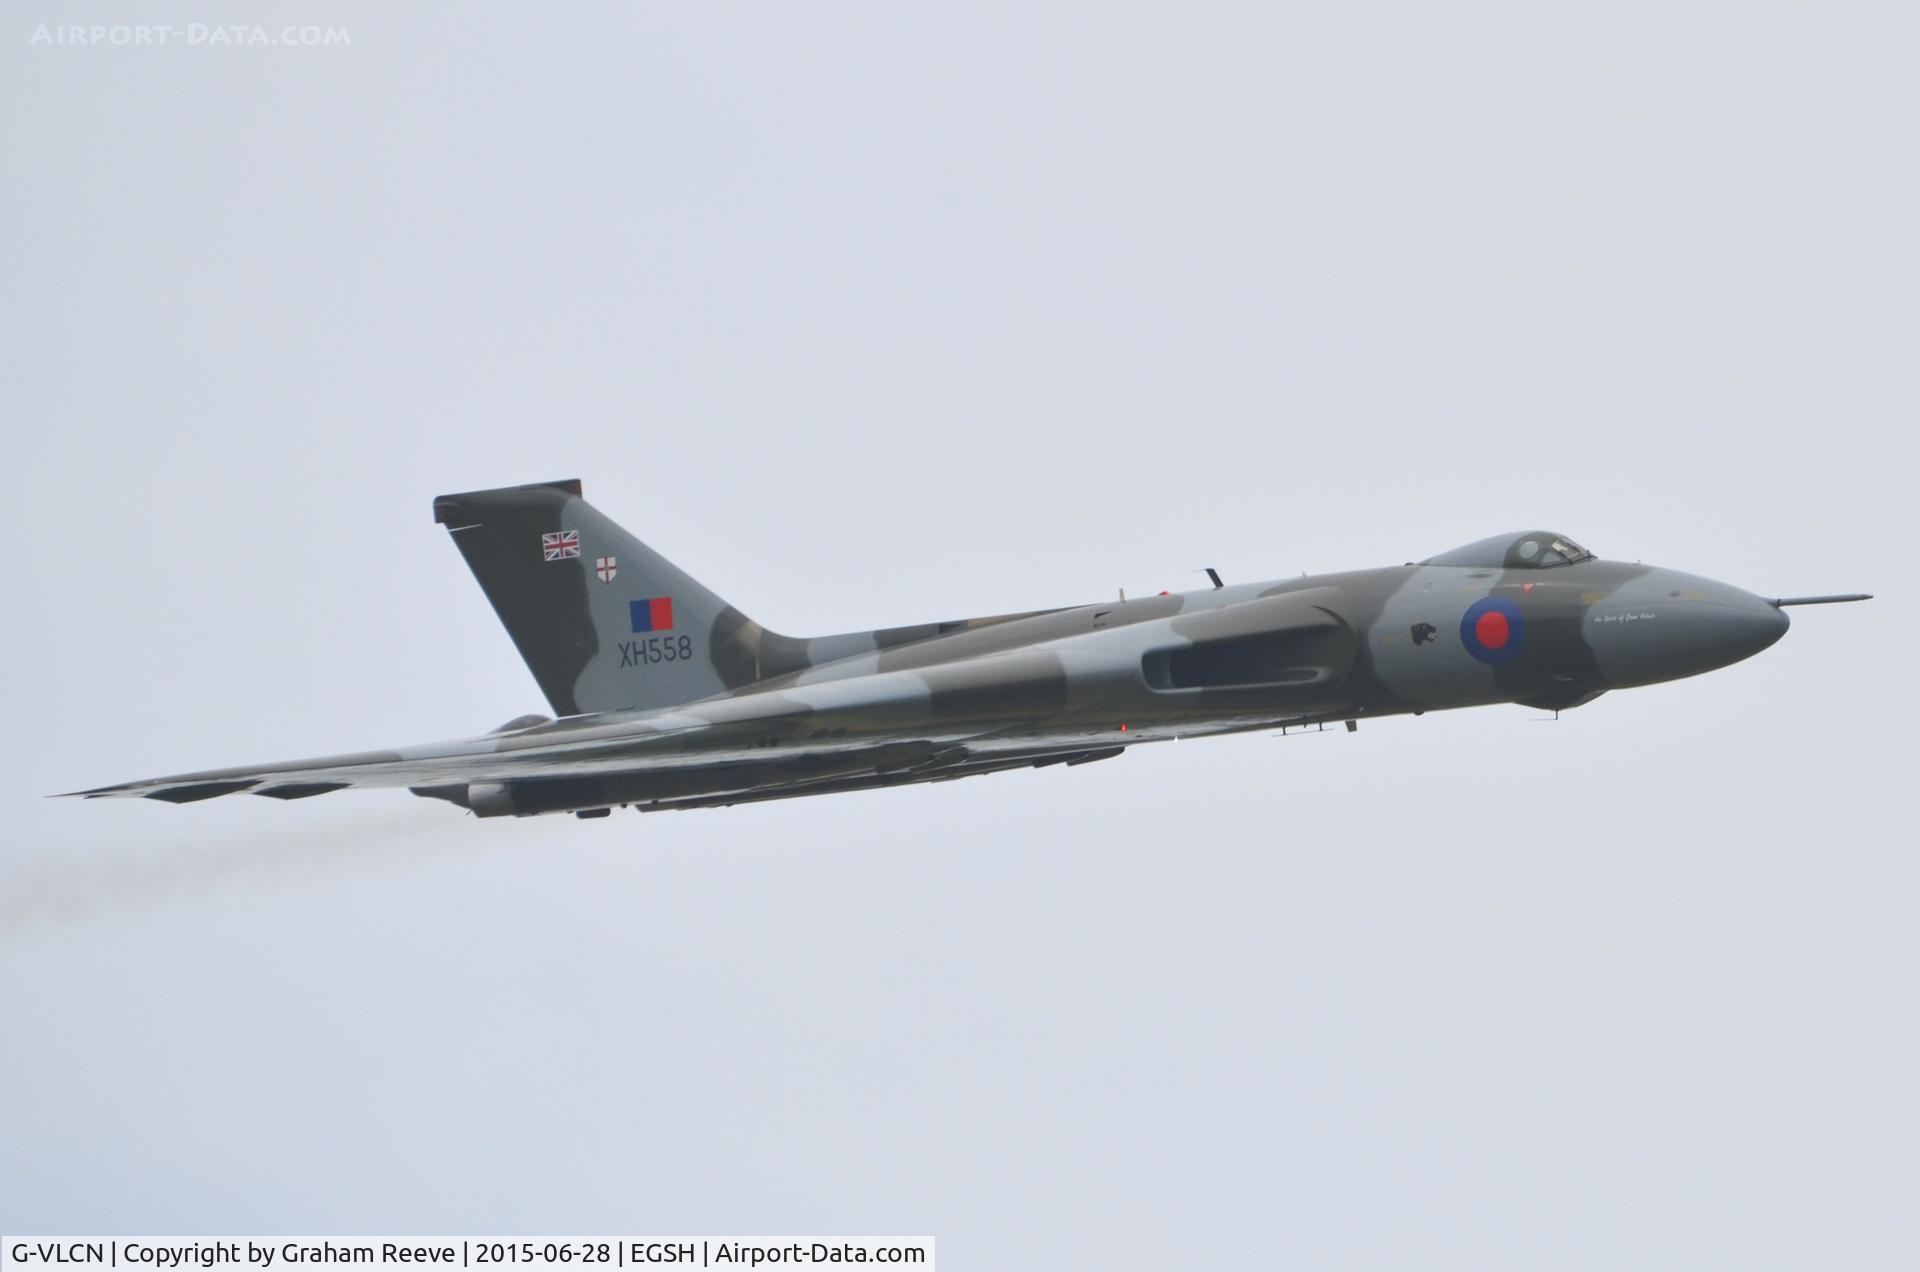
<box><xmin>2</xmin><ymin>2</ymin><xmax>1914</xmax><ymax>1266</ymax></box>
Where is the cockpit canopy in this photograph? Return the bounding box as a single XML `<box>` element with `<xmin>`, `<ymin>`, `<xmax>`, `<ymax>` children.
<box><xmin>1423</xmin><ymin>531</ymin><xmax>1595</xmax><ymax>570</ymax></box>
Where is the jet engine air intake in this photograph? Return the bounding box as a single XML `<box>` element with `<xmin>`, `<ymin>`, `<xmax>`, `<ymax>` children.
<box><xmin>1141</xmin><ymin>590</ymin><xmax>1357</xmax><ymax>692</ymax></box>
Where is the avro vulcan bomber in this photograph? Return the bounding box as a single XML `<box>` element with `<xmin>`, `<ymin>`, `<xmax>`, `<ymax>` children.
<box><xmin>70</xmin><ymin>480</ymin><xmax>1870</xmax><ymax>818</ymax></box>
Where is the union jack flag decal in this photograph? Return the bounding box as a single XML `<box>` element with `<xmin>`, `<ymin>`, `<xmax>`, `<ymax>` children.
<box><xmin>541</xmin><ymin>530</ymin><xmax>580</xmax><ymax>561</ymax></box>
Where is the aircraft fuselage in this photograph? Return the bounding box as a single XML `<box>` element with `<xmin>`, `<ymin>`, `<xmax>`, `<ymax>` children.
<box><xmin>73</xmin><ymin>491</ymin><xmax>1863</xmax><ymax>818</ymax></box>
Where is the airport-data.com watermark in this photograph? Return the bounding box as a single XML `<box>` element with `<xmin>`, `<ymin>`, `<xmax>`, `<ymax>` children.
<box><xmin>28</xmin><ymin>22</ymin><xmax>351</xmax><ymax>47</ymax></box>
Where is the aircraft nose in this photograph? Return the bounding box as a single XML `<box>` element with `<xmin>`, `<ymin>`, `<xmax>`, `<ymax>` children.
<box><xmin>1586</xmin><ymin>570</ymin><xmax>1790</xmax><ymax>689</ymax></box>
<box><xmin>1714</xmin><ymin>584</ymin><xmax>1791</xmax><ymax>656</ymax></box>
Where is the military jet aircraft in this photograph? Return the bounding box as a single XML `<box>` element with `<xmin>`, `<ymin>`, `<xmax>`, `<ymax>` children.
<box><xmin>70</xmin><ymin>479</ymin><xmax>1870</xmax><ymax>818</ymax></box>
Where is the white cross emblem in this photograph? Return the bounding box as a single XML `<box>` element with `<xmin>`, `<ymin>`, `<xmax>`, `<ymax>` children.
<box><xmin>595</xmin><ymin>556</ymin><xmax>618</xmax><ymax>584</ymax></box>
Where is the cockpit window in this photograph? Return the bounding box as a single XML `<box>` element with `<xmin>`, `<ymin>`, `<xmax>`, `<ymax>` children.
<box><xmin>1539</xmin><ymin>536</ymin><xmax>1592</xmax><ymax>566</ymax></box>
<box><xmin>1423</xmin><ymin>531</ymin><xmax>1595</xmax><ymax>570</ymax></box>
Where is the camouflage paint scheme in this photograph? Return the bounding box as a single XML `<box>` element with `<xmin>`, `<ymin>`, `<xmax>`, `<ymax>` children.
<box><xmin>70</xmin><ymin>480</ymin><xmax>1863</xmax><ymax>818</ymax></box>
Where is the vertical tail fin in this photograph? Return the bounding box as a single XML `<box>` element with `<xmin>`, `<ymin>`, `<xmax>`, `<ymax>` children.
<box><xmin>432</xmin><ymin>479</ymin><xmax>807</xmax><ymax>716</ymax></box>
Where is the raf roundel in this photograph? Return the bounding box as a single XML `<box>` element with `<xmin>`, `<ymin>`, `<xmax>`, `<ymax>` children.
<box><xmin>1460</xmin><ymin>595</ymin><xmax>1525</xmax><ymax>664</ymax></box>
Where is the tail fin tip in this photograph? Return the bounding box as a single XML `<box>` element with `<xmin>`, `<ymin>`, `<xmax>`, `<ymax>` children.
<box><xmin>433</xmin><ymin>479</ymin><xmax>584</xmax><ymax>527</ymax></box>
